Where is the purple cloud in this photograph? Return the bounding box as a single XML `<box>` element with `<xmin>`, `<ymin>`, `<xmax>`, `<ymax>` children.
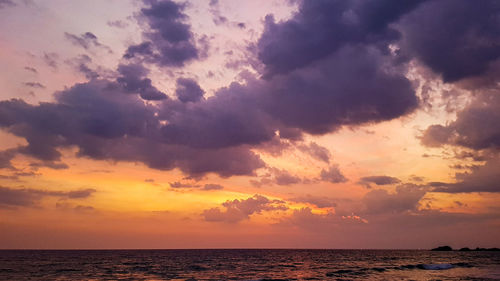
<box><xmin>24</xmin><ymin>67</ymin><xmax>38</xmax><ymax>73</ymax></box>
<box><xmin>117</xmin><ymin>63</ymin><xmax>167</xmax><ymax>100</ymax></box>
<box><xmin>64</xmin><ymin>32</ymin><xmax>112</xmax><ymax>53</ymax></box>
<box><xmin>257</xmin><ymin>0</ymin><xmax>426</xmax><ymax>77</ymax></box>
<box><xmin>398</xmin><ymin>0</ymin><xmax>500</xmax><ymax>82</ymax></box>
<box><xmin>249</xmin><ymin>168</ymin><xmax>304</xmax><ymax>187</ymax></box>
<box><xmin>175</xmin><ymin>78</ymin><xmax>204</xmax><ymax>103</ymax></box>
<box><xmin>23</xmin><ymin>82</ymin><xmax>45</xmax><ymax>89</ymax></box>
<box><xmin>124</xmin><ymin>0</ymin><xmax>199</xmax><ymax>67</ymax></box>
<box><xmin>422</xmin><ymin>91</ymin><xmax>500</xmax><ymax>150</ymax></box>
<box><xmin>430</xmin><ymin>158</ymin><xmax>500</xmax><ymax>193</ymax></box>
<box><xmin>203</xmin><ymin>194</ymin><xmax>288</xmax><ymax>223</ymax></box>
<box><xmin>358</xmin><ymin>175</ymin><xmax>401</xmax><ymax>188</ymax></box>
<box><xmin>362</xmin><ymin>184</ymin><xmax>426</xmax><ymax>214</ymax></box>
<box><xmin>297</xmin><ymin>142</ymin><xmax>331</xmax><ymax>163</ymax></box>
<box><xmin>3</xmin><ymin>0</ymin><xmax>494</xmax><ymax>182</ymax></box>
<box><xmin>202</xmin><ymin>183</ymin><xmax>224</xmax><ymax>191</ymax></box>
<box><xmin>288</xmin><ymin>195</ymin><xmax>338</xmax><ymax>208</ymax></box>
<box><xmin>0</xmin><ymin>186</ymin><xmax>96</xmax><ymax>208</ymax></box>
<box><xmin>0</xmin><ymin>0</ymin><xmax>14</xmax><ymax>9</ymax></box>
<box><xmin>320</xmin><ymin>165</ymin><xmax>348</xmax><ymax>183</ymax></box>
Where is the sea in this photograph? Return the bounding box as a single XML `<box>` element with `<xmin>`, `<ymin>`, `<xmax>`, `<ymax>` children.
<box><xmin>0</xmin><ymin>249</ymin><xmax>499</xmax><ymax>280</ymax></box>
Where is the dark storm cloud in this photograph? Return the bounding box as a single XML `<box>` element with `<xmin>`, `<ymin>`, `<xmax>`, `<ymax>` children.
<box><xmin>158</xmin><ymin>39</ymin><xmax>417</xmax><ymax>152</ymax></box>
<box><xmin>172</xmin><ymin>146</ymin><xmax>264</xmax><ymax>178</ymax></box>
<box><xmin>123</xmin><ymin>42</ymin><xmax>153</xmax><ymax>59</ymax></box>
<box><xmin>0</xmin><ymin>186</ymin><xmax>96</xmax><ymax>208</ymax></box>
<box><xmin>125</xmin><ymin>140</ymin><xmax>264</xmax><ymax>178</ymax></box>
<box><xmin>0</xmin><ymin>48</ymin><xmax>416</xmax><ymax>177</ymax></box>
<box><xmin>4</xmin><ymin>0</ymin><xmax>491</xmax><ymax>180</ymax></box>
<box><xmin>255</xmin><ymin>136</ymin><xmax>292</xmax><ymax>157</ymax></box>
<box><xmin>0</xmin><ymin>80</ymin><xmax>159</xmax><ymax>161</ymax></box>
<box><xmin>175</xmin><ymin>78</ymin><xmax>204</xmax><ymax>103</ymax></box>
<box><xmin>124</xmin><ymin>0</ymin><xmax>199</xmax><ymax>67</ymax></box>
<box><xmin>117</xmin><ymin>63</ymin><xmax>167</xmax><ymax>100</ymax></box>
<box><xmin>415</xmin><ymin>0</ymin><xmax>500</xmax><ymax>193</ymax></box>
<box><xmin>0</xmin><ymin>80</ymin><xmax>265</xmax><ymax>178</ymax></box>
<box><xmin>203</xmin><ymin>194</ymin><xmax>287</xmax><ymax>223</ymax></box>
<box><xmin>257</xmin><ymin>0</ymin><xmax>426</xmax><ymax>77</ymax></box>
<box><xmin>358</xmin><ymin>175</ymin><xmax>401</xmax><ymax>188</ymax></box>
<box><xmin>260</xmin><ymin>45</ymin><xmax>418</xmax><ymax>135</ymax></box>
<box><xmin>422</xmin><ymin>91</ymin><xmax>500</xmax><ymax>150</ymax></box>
<box><xmin>398</xmin><ymin>0</ymin><xmax>500</xmax><ymax>82</ymax></box>
<box><xmin>158</xmin><ymin>80</ymin><xmax>277</xmax><ymax>149</ymax></box>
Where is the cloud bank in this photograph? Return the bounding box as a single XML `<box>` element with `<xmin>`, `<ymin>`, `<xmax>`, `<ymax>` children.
<box><xmin>0</xmin><ymin>0</ymin><xmax>498</xmax><ymax>183</ymax></box>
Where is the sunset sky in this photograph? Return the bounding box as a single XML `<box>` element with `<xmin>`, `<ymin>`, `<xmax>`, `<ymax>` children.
<box><xmin>1</xmin><ymin>0</ymin><xmax>499</xmax><ymax>249</ymax></box>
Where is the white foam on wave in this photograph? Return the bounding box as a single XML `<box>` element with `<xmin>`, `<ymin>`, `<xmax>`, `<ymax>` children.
<box><xmin>421</xmin><ymin>263</ymin><xmax>454</xmax><ymax>270</ymax></box>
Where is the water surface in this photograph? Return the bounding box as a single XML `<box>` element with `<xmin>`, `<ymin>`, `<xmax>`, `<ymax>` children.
<box><xmin>0</xmin><ymin>249</ymin><xmax>499</xmax><ymax>280</ymax></box>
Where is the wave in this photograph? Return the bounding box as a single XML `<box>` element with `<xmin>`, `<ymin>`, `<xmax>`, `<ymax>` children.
<box><xmin>418</xmin><ymin>263</ymin><xmax>453</xmax><ymax>270</ymax></box>
<box><xmin>325</xmin><ymin>262</ymin><xmax>473</xmax><ymax>277</ymax></box>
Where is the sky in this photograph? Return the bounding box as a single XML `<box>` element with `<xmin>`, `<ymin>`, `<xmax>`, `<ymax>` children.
<box><xmin>0</xmin><ymin>0</ymin><xmax>499</xmax><ymax>249</ymax></box>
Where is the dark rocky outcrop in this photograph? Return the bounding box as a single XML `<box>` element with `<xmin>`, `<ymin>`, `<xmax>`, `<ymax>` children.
<box><xmin>432</xmin><ymin>246</ymin><xmax>500</xmax><ymax>251</ymax></box>
<box><xmin>431</xmin><ymin>246</ymin><xmax>453</xmax><ymax>251</ymax></box>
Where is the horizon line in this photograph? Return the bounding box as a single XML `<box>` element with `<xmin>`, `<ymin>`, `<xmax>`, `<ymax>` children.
<box><xmin>1</xmin><ymin>247</ymin><xmax>495</xmax><ymax>251</ymax></box>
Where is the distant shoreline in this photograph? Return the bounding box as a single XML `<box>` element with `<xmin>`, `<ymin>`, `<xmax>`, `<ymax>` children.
<box><xmin>431</xmin><ymin>246</ymin><xmax>500</xmax><ymax>251</ymax></box>
<box><xmin>0</xmin><ymin>248</ymin><xmax>499</xmax><ymax>251</ymax></box>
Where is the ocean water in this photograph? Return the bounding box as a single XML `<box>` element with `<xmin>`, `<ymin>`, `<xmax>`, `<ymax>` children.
<box><xmin>0</xmin><ymin>249</ymin><xmax>499</xmax><ymax>280</ymax></box>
